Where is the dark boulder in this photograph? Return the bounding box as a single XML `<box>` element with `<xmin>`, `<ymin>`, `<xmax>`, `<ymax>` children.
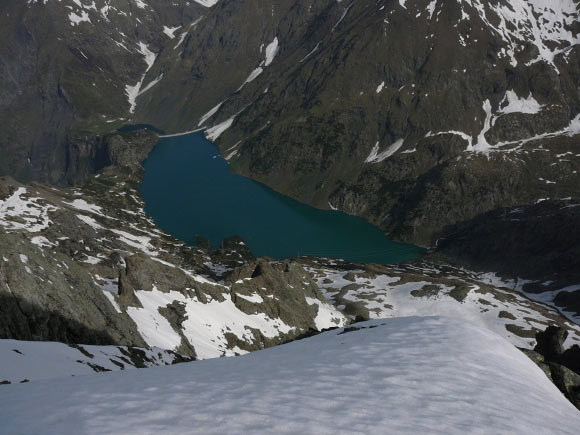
<box><xmin>534</xmin><ymin>326</ymin><xmax>568</xmax><ymax>362</ymax></box>
<box><xmin>527</xmin><ymin>326</ymin><xmax>580</xmax><ymax>410</ymax></box>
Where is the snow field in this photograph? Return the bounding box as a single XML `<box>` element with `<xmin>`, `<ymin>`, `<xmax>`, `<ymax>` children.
<box><xmin>1</xmin><ymin>317</ymin><xmax>579</xmax><ymax>434</ymax></box>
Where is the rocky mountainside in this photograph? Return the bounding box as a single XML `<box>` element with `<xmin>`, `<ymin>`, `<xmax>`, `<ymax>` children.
<box><xmin>0</xmin><ymin>0</ymin><xmax>203</xmax><ymax>183</ymax></box>
<box><xmin>1</xmin><ymin>0</ymin><xmax>579</xmax><ymax>249</ymax></box>
<box><xmin>0</xmin><ymin>131</ymin><xmax>348</xmax><ymax>361</ymax></box>
<box><xmin>1</xmin><ymin>131</ymin><xmax>579</xmax><ymax>375</ymax></box>
<box><xmin>159</xmin><ymin>0</ymin><xmax>579</xmax><ymax>247</ymax></box>
<box><xmin>1</xmin><ymin>0</ymin><xmax>580</xmax><ymax>410</ymax></box>
<box><xmin>435</xmin><ymin>198</ymin><xmax>580</xmax><ymax>318</ymax></box>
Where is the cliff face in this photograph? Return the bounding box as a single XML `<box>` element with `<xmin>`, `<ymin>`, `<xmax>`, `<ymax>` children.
<box><xmin>0</xmin><ymin>0</ymin><xmax>203</xmax><ymax>184</ymax></box>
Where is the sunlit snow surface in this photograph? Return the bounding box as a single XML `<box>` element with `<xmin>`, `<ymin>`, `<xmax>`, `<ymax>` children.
<box><xmin>1</xmin><ymin>317</ymin><xmax>579</xmax><ymax>434</ymax></box>
<box><xmin>0</xmin><ymin>340</ymin><xmax>181</xmax><ymax>384</ymax></box>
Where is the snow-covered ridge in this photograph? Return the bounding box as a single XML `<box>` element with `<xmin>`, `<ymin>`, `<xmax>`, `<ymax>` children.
<box><xmin>388</xmin><ymin>0</ymin><xmax>579</xmax><ymax>70</ymax></box>
<box><xmin>457</xmin><ymin>0</ymin><xmax>580</xmax><ymax>70</ymax></box>
<box><xmin>2</xmin><ymin>317</ymin><xmax>579</xmax><ymax>434</ymax></box>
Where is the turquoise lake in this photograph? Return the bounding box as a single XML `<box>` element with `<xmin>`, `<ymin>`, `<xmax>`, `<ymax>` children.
<box><xmin>140</xmin><ymin>132</ymin><xmax>422</xmax><ymax>264</ymax></box>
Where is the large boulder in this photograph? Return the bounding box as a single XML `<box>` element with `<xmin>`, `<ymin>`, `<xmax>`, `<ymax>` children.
<box><xmin>534</xmin><ymin>326</ymin><xmax>568</xmax><ymax>362</ymax></box>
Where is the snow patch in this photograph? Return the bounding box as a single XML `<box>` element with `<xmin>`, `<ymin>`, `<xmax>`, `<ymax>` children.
<box><xmin>499</xmin><ymin>90</ymin><xmax>543</xmax><ymax>115</ymax></box>
<box><xmin>264</xmin><ymin>37</ymin><xmax>279</xmax><ymax>67</ymax></box>
<box><xmin>198</xmin><ymin>101</ymin><xmax>225</xmax><ymax>127</ymax></box>
<box><xmin>162</xmin><ymin>26</ymin><xmax>181</xmax><ymax>39</ymax></box>
<box><xmin>192</xmin><ymin>0</ymin><xmax>219</xmax><ymax>7</ymax></box>
<box><xmin>125</xmin><ymin>43</ymin><xmax>157</xmax><ymax>114</ymax></box>
<box><xmin>0</xmin><ymin>187</ymin><xmax>57</xmax><ymax>233</ymax></box>
<box><xmin>426</xmin><ymin>0</ymin><xmax>438</xmax><ymax>19</ymax></box>
<box><xmin>64</xmin><ymin>199</ymin><xmax>104</xmax><ymax>216</ymax></box>
<box><xmin>127</xmin><ymin>287</ymin><xmax>296</xmax><ymax>359</ymax></box>
<box><xmin>205</xmin><ymin>115</ymin><xmax>235</xmax><ymax>141</ymax></box>
<box><xmin>236</xmin><ymin>293</ymin><xmax>264</xmax><ymax>304</ymax></box>
<box><xmin>305</xmin><ymin>297</ymin><xmax>346</xmax><ymax>330</ymax></box>
<box><xmin>365</xmin><ymin>139</ymin><xmax>405</xmax><ymax>163</ymax></box>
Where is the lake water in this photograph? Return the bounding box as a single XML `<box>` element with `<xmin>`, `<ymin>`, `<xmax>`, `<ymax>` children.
<box><xmin>140</xmin><ymin>133</ymin><xmax>422</xmax><ymax>264</ymax></box>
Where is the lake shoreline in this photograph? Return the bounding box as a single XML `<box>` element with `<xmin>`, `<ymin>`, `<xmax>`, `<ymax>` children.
<box><xmin>140</xmin><ymin>132</ymin><xmax>423</xmax><ymax>264</ymax></box>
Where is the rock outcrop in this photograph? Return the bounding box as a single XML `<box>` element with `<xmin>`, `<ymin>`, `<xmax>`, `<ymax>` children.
<box><xmin>523</xmin><ymin>326</ymin><xmax>580</xmax><ymax>410</ymax></box>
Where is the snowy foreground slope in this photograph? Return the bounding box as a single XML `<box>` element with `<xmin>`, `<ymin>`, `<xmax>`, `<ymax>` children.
<box><xmin>0</xmin><ymin>340</ymin><xmax>188</xmax><ymax>384</ymax></box>
<box><xmin>1</xmin><ymin>317</ymin><xmax>579</xmax><ymax>434</ymax></box>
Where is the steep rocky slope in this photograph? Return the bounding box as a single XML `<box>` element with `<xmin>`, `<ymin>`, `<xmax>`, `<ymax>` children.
<box><xmin>0</xmin><ymin>131</ymin><xmax>347</xmax><ymax>360</ymax></box>
<box><xmin>2</xmin><ymin>0</ymin><xmax>579</xmax><ymax>249</ymax></box>
<box><xmin>0</xmin><ymin>0</ymin><xmax>204</xmax><ymax>183</ymax></box>
<box><xmin>1</xmin><ymin>130</ymin><xmax>579</xmax><ymax>365</ymax></box>
<box><xmin>142</xmin><ymin>0</ymin><xmax>580</xmax><ymax>246</ymax></box>
<box><xmin>303</xmin><ymin>257</ymin><xmax>580</xmax><ymax>349</ymax></box>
